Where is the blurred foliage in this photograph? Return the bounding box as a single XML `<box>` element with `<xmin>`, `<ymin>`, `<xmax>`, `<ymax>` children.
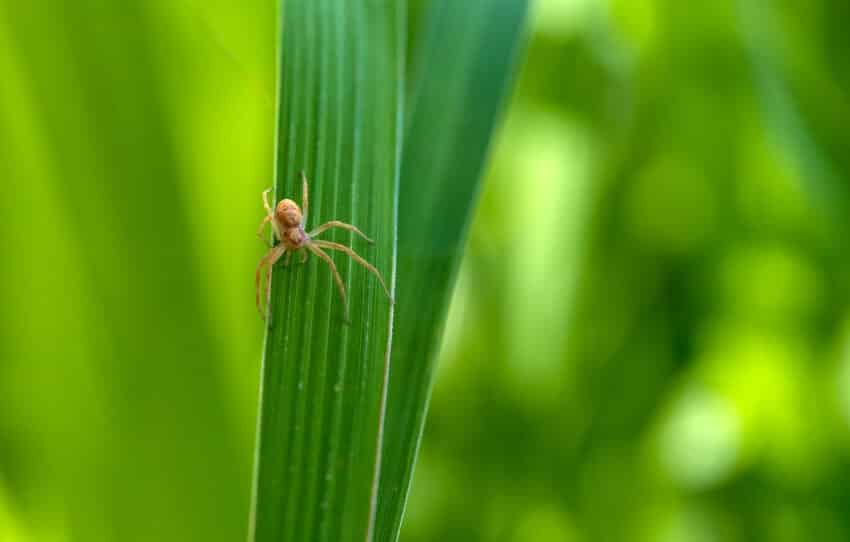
<box><xmin>1</xmin><ymin>0</ymin><xmax>850</xmax><ymax>541</ymax></box>
<box><xmin>0</xmin><ymin>1</ymin><xmax>275</xmax><ymax>540</ymax></box>
<box><xmin>403</xmin><ymin>1</ymin><xmax>850</xmax><ymax>541</ymax></box>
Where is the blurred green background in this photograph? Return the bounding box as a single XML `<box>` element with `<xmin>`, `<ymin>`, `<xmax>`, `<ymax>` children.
<box><xmin>2</xmin><ymin>1</ymin><xmax>850</xmax><ymax>541</ymax></box>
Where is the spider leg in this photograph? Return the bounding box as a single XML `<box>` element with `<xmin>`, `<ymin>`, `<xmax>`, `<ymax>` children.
<box><xmin>309</xmin><ymin>220</ymin><xmax>374</xmax><ymax>244</ymax></box>
<box><xmin>300</xmin><ymin>171</ymin><xmax>309</xmax><ymax>224</ymax></box>
<box><xmin>257</xmin><ymin>214</ymin><xmax>273</xmax><ymax>246</ymax></box>
<box><xmin>261</xmin><ymin>187</ymin><xmax>284</xmax><ymax>240</ymax></box>
<box><xmin>307</xmin><ymin>243</ymin><xmax>349</xmax><ymax>322</ymax></box>
<box><xmin>256</xmin><ymin>244</ymin><xmax>287</xmax><ymax>319</ymax></box>
<box><xmin>301</xmin><ymin>248</ymin><xmax>308</xmax><ymax>264</ymax></box>
<box><xmin>262</xmin><ymin>187</ymin><xmax>274</xmax><ymax>214</ymax></box>
<box><xmin>310</xmin><ymin>240</ymin><xmax>392</xmax><ymax>302</ymax></box>
<box><xmin>284</xmin><ymin>251</ymin><xmax>292</xmax><ymax>267</ymax></box>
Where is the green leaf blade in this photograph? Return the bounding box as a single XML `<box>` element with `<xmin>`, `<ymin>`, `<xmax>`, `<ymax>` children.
<box><xmin>250</xmin><ymin>1</ymin><xmax>404</xmax><ymax>541</ymax></box>
<box><xmin>377</xmin><ymin>0</ymin><xmax>529</xmax><ymax>539</ymax></box>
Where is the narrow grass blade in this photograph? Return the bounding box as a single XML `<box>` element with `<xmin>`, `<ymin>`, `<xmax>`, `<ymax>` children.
<box><xmin>249</xmin><ymin>1</ymin><xmax>404</xmax><ymax>541</ymax></box>
<box><xmin>376</xmin><ymin>0</ymin><xmax>529</xmax><ymax>539</ymax></box>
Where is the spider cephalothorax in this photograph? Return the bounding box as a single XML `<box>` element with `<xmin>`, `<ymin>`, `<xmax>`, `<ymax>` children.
<box><xmin>256</xmin><ymin>171</ymin><xmax>392</xmax><ymax>322</ymax></box>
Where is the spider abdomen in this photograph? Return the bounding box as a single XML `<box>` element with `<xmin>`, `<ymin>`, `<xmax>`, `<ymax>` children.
<box><xmin>276</xmin><ymin>199</ymin><xmax>302</xmax><ymax>227</ymax></box>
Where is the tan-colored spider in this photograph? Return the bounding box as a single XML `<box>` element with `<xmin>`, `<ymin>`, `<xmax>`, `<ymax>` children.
<box><xmin>256</xmin><ymin>171</ymin><xmax>392</xmax><ymax>322</ymax></box>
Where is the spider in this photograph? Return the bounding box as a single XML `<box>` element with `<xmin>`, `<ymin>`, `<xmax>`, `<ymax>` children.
<box><xmin>255</xmin><ymin>171</ymin><xmax>392</xmax><ymax>322</ymax></box>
